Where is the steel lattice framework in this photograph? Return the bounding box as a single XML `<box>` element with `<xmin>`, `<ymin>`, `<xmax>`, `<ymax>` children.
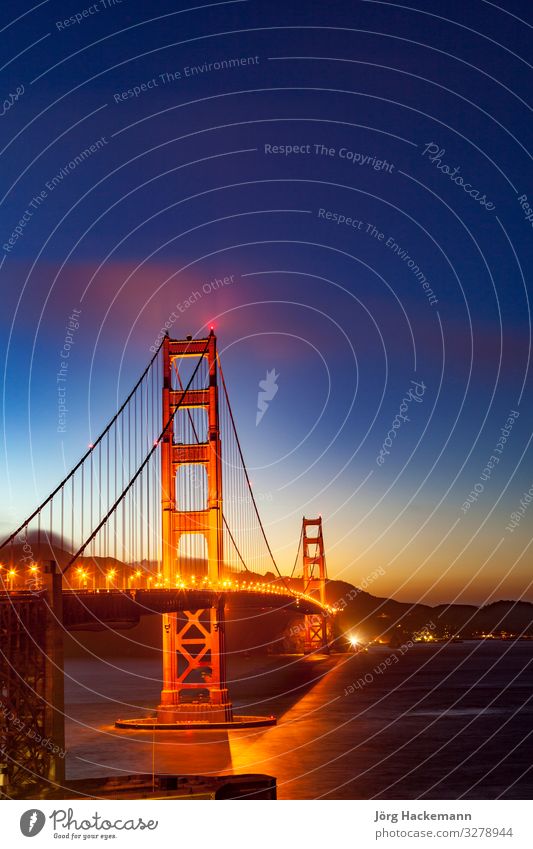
<box><xmin>0</xmin><ymin>566</ymin><xmax>64</xmax><ymax>798</ymax></box>
<box><xmin>302</xmin><ymin>517</ymin><xmax>329</xmax><ymax>653</ymax></box>
<box><xmin>0</xmin><ymin>331</ymin><xmax>336</xmax><ymax>748</ymax></box>
<box><xmin>159</xmin><ymin>332</ymin><xmax>231</xmax><ymax>722</ymax></box>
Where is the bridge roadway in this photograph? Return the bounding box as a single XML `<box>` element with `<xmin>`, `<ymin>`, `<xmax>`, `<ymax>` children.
<box><xmin>63</xmin><ymin>587</ymin><xmax>330</xmax><ymax>630</ymax></box>
<box><xmin>3</xmin><ymin>586</ymin><xmax>332</xmax><ymax>630</ymax></box>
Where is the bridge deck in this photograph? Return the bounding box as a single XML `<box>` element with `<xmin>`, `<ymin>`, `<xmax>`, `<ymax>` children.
<box><xmin>1</xmin><ymin>588</ymin><xmax>331</xmax><ymax>631</ymax></box>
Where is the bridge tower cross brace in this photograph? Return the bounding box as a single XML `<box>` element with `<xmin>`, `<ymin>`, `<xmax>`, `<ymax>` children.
<box><xmin>302</xmin><ymin>516</ymin><xmax>329</xmax><ymax>653</ymax></box>
<box><xmin>158</xmin><ymin>331</ymin><xmax>232</xmax><ymax>723</ymax></box>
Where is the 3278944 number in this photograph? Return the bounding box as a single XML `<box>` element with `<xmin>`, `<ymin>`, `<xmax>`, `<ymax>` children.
<box><xmin>462</xmin><ymin>828</ymin><xmax>513</xmax><ymax>837</ymax></box>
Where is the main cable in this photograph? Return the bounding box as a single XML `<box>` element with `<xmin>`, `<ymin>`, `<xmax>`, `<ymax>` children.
<box><xmin>0</xmin><ymin>337</ymin><xmax>165</xmax><ymax>549</ymax></box>
<box><xmin>217</xmin><ymin>354</ymin><xmax>296</xmax><ymax>597</ymax></box>
<box><xmin>290</xmin><ymin>521</ymin><xmax>304</xmax><ymax>579</ymax></box>
<box><xmin>172</xmin><ymin>358</ymin><xmax>250</xmax><ymax>575</ymax></box>
<box><xmin>65</xmin><ymin>337</ymin><xmax>210</xmax><ymax>572</ymax></box>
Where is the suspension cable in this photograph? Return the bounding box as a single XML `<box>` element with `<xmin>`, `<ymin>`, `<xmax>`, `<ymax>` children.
<box><xmin>64</xmin><ymin>337</ymin><xmax>210</xmax><ymax>572</ymax></box>
<box><xmin>0</xmin><ymin>337</ymin><xmax>165</xmax><ymax>549</ymax></box>
<box><xmin>172</xmin><ymin>359</ymin><xmax>251</xmax><ymax>574</ymax></box>
<box><xmin>290</xmin><ymin>521</ymin><xmax>303</xmax><ymax>579</ymax></box>
<box><xmin>217</xmin><ymin>354</ymin><xmax>295</xmax><ymax>595</ymax></box>
<box><xmin>222</xmin><ymin>514</ymin><xmax>250</xmax><ymax>572</ymax></box>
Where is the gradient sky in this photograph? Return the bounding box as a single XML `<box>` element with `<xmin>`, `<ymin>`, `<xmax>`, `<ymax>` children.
<box><xmin>1</xmin><ymin>0</ymin><xmax>532</xmax><ymax>604</ymax></box>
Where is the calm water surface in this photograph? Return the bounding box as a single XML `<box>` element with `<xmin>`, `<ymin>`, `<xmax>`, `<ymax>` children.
<box><xmin>64</xmin><ymin>641</ymin><xmax>533</xmax><ymax>799</ymax></box>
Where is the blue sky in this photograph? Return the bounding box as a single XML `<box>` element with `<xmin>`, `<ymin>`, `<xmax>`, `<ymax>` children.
<box><xmin>1</xmin><ymin>0</ymin><xmax>532</xmax><ymax>603</ymax></box>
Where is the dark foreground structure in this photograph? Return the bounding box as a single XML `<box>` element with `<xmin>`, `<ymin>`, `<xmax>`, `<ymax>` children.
<box><xmin>21</xmin><ymin>773</ymin><xmax>277</xmax><ymax>801</ymax></box>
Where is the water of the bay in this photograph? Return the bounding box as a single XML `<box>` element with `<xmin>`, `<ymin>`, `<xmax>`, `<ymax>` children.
<box><xmin>64</xmin><ymin>641</ymin><xmax>533</xmax><ymax>799</ymax></box>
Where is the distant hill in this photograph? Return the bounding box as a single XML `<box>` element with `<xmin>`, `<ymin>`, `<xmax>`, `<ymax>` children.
<box><xmin>63</xmin><ymin>581</ymin><xmax>533</xmax><ymax>659</ymax></box>
<box><xmin>4</xmin><ymin>540</ymin><xmax>531</xmax><ymax>652</ymax></box>
<box><xmin>325</xmin><ymin>581</ymin><xmax>533</xmax><ymax>645</ymax></box>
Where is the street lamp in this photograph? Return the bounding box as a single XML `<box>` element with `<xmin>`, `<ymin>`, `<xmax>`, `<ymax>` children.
<box><xmin>349</xmin><ymin>635</ymin><xmax>360</xmax><ymax>652</ymax></box>
<box><xmin>76</xmin><ymin>566</ymin><xmax>88</xmax><ymax>590</ymax></box>
<box><xmin>28</xmin><ymin>563</ymin><xmax>41</xmax><ymax>590</ymax></box>
<box><xmin>106</xmin><ymin>568</ymin><xmax>117</xmax><ymax>591</ymax></box>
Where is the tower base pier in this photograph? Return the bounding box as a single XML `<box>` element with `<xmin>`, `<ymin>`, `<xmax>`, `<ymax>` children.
<box><xmin>115</xmin><ymin>715</ymin><xmax>276</xmax><ymax>730</ymax></box>
<box><xmin>157</xmin><ymin>691</ymin><xmax>234</xmax><ymax>724</ymax></box>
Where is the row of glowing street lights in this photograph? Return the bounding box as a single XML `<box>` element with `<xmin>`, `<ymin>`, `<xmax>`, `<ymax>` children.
<box><xmin>0</xmin><ymin>562</ymin><xmax>41</xmax><ymax>590</ymax></box>
<box><xmin>0</xmin><ymin>563</ymin><xmax>336</xmax><ymax>613</ymax></box>
<box><xmin>0</xmin><ymin>563</ymin><xmax>150</xmax><ymax>591</ymax></box>
<box><xmin>93</xmin><ymin>570</ymin><xmax>336</xmax><ymax>612</ymax></box>
<box><xmin>0</xmin><ymin>562</ymin><xmax>127</xmax><ymax>591</ymax></box>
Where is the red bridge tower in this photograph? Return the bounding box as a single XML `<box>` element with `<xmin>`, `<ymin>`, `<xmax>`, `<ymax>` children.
<box><xmin>302</xmin><ymin>516</ymin><xmax>329</xmax><ymax>653</ymax></box>
<box><xmin>158</xmin><ymin>331</ymin><xmax>232</xmax><ymax>723</ymax></box>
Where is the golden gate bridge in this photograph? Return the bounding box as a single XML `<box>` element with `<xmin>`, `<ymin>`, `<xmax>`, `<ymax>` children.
<box><xmin>0</xmin><ymin>331</ymin><xmax>335</xmax><ymax>796</ymax></box>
